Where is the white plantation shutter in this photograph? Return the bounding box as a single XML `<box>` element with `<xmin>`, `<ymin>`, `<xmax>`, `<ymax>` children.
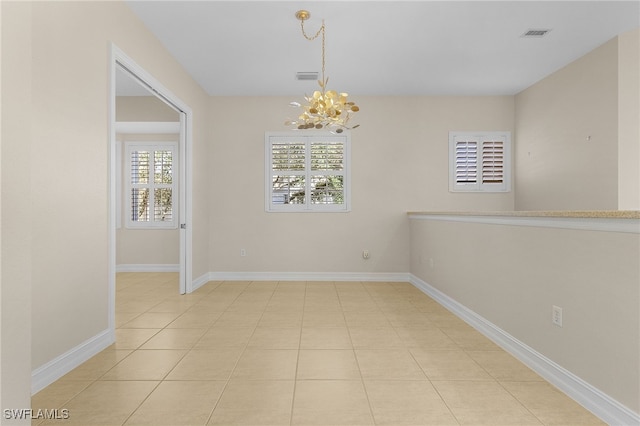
<box><xmin>125</xmin><ymin>142</ymin><xmax>178</xmax><ymax>228</ymax></box>
<box><xmin>266</xmin><ymin>133</ymin><xmax>351</xmax><ymax>212</ymax></box>
<box><xmin>449</xmin><ymin>132</ymin><xmax>510</xmax><ymax>192</ymax></box>
<box><xmin>454</xmin><ymin>140</ymin><xmax>478</xmax><ymax>185</ymax></box>
<box><xmin>481</xmin><ymin>139</ymin><xmax>504</xmax><ymax>184</ymax></box>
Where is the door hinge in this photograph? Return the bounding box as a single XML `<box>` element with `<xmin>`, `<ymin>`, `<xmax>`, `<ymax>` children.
<box><xmin>180</xmin><ymin>223</ymin><xmax>186</xmax><ymax>229</ymax></box>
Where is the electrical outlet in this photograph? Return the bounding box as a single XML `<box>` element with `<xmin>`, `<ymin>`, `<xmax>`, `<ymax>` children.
<box><xmin>362</xmin><ymin>250</ymin><xmax>370</xmax><ymax>259</ymax></box>
<box><xmin>240</xmin><ymin>248</ymin><xmax>246</xmax><ymax>257</ymax></box>
<box><xmin>552</xmin><ymin>305</ymin><xmax>563</xmax><ymax>327</ymax></box>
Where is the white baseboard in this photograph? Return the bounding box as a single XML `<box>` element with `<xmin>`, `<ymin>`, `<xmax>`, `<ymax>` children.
<box><xmin>205</xmin><ymin>271</ymin><xmax>410</xmax><ymax>283</ymax></box>
<box><xmin>116</xmin><ymin>263</ymin><xmax>179</xmax><ymax>273</ymax></box>
<box><xmin>31</xmin><ymin>328</ymin><xmax>114</xmax><ymax>395</ymax></box>
<box><xmin>192</xmin><ymin>271</ymin><xmax>213</xmax><ymax>292</ymax></box>
<box><xmin>409</xmin><ymin>274</ymin><xmax>640</xmax><ymax>426</ymax></box>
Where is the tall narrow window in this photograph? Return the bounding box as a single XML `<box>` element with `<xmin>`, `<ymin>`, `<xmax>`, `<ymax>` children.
<box><xmin>266</xmin><ymin>133</ymin><xmax>350</xmax><ymax>212</ymax></box>
<box><xmin>449</xmin><ymin>132</ymin><xmax>511</xmax><ymax>192</ymax></box>
<box><xmin>125</xmin><ymin>142</ymin><xmax>178</xmax><ymax>228</ymax></box>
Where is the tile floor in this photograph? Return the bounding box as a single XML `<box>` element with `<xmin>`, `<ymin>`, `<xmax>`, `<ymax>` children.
<box><xmin>32</xmin><ymin>272</ymin><xmax>605</xmax><ymax>425</ymax></box>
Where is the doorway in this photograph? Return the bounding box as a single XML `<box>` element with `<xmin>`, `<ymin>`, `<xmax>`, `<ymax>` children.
<box><xmin>109</xmin><ymin>44</ymin><xmax>193</xmax><ymax>334</ymax></box>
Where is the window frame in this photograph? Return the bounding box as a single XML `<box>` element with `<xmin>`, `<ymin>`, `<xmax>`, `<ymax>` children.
<box><xmin>449</xmin><ymin>131</ymin><xmax>511</xmax><ymax>193</ymax></box>
<box><xmin>124</xmin><ymin>141</ymin><xmax>178</xmax><ymax>229</ymax></box>
<box><xmin>265</xmin><ymin>131</ymin><xmax>351</xmax><ymax>212</ymax></box>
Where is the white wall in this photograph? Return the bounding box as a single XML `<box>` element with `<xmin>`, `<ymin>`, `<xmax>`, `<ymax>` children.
<box><xmin>208</xmin><ymin>96</ymin><xmax>515</xmax><ymax>275</ymax></box>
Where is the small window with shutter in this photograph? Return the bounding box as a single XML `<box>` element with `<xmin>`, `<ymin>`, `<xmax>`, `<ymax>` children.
<box><xmin>265</xmin><ymin>132</ymin><xmax>350</xmax><ymax>212</ymax></box>
<box><xmin>449</xmin><ymin>132</ymin><xmax>510</xmax><ymax>192</ymax></box>
<box><xmin>125</xmin><ymin>141</ymin><xmax>178</xmax><ymax>228</ymax></box>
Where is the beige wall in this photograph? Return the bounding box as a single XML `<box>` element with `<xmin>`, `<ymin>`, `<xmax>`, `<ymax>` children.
<box><xmin>618</xmin><ymin>28</ymin><xmax>640</xmax><ymax>210</ymax></box>
<box><xmin>1</xmin><ymin>1</ymin><xmax>210</xmax><ymax>404</ymax></box>
<box><xmin>116</xmin><ymin>96</ymin><xmax>179</xmax><ymax>122</ymax></box>
<box><xmin>115</xmin><ymin>97</ymin><xmax>180</xmax><ymax>267</ymax></box>
<box><xmin>514</xmin><ymin>37</ymin><xmax>619</xmax><ymax>211</ymax></box>
<box><xmin>1</xmin><ymin>1</ymin><xmax>34</xmax><ymax>416</ymax></box>
<box><xmin>208</xmin><ymin>96</ymin><xmax>515</xmax><ymax>274</ymax></box>
<box><xmin>409</xmin><ymin>218</ymin><xmax>640</xmax><ymax>413</ymax></box>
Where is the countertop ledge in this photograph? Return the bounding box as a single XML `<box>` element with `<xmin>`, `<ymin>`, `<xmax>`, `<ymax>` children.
<box><xmin>407</xmin><ymin>210</ymin><xmax>640</xmax><ymax>219</ymax></box>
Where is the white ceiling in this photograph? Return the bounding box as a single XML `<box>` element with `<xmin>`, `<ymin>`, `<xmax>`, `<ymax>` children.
<box><xmin>123</xmin><ymin>1</ymin><xmax>639</xmax><ymax>97</ymax></box>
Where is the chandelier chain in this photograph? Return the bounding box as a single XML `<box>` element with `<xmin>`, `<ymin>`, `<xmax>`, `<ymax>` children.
<box><xmin>300</xmin><ymin>19</ymin><xmax>326</xmax><ymax>83</ymax></box>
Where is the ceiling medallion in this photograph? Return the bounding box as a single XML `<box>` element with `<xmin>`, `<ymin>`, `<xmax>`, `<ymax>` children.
<box><xmin>285</xmin><ymin>10</ymin><xmax>360</xmax><ymax>134</ymax></box>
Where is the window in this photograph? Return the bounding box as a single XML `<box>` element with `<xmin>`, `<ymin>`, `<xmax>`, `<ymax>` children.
<box><xmin>265</xmin><ymin>132</ymin><xmax>351</xmax><ymax>212</ymax></box>
<box><xmin>125</xmin><ymin>142</ymin><xmax>178</xmax><ymax>228</ymax></box>
<box><xmin>449</xmin><ymin>131</ymin><xmax>511</xmax><ymax>192</ymax></box>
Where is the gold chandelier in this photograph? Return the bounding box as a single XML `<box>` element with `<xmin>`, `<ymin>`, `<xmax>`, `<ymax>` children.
<box><xmin>285</xmin><ymin>10</ymin><xmax>359</xmax><ymax>133</ymax></box>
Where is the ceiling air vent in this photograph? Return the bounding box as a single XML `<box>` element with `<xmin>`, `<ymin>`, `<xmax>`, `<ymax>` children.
<box><xmin>522</xmin><ymin>29</ymin><xmax>551</xmax><ymax>38</ymax></box>
<box><xmin>296</xmin><ymin>72</ymin><xmax>319</xmax><ymax>81</ymax></box>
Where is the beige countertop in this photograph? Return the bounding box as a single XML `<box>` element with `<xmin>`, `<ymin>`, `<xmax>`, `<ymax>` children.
<box><xmin>407</xmin><ymin>210</ymin><xmax>640</xmax><ymax>219</ymax></box>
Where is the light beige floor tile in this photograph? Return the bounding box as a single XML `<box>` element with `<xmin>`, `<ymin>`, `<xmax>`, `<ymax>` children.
<box><xmin>165</xmin><ymin>348</ymin><xmax>244</xmax><ymax>380</ymax></box>
<box><xmin>139</xmin><ymin>328</ymin><xmax>207</xmax><ymax>350</ymax></box>
<box><xmin>384</xmin><ymin>312</ymin><xmax>434</xmax><ymax>327</ymax></box>
<box><xmin>258</xmin><ymin>311</ymin><xmax>303</xmax><ymax>328</ymax></box>
<box><xmin>147</xmin><ymin>299</ymin><xmax>196</xmax><ymax>314</ymax></box>
<box><xmin>116</xmin><ymin>300</ymin><xmax>160</xmax><ymax>314</ymax></box>
<box><xmin>225</xmin><ymin>301</ymin><xmax>269</xmax><ymax>313</ymax></box>
<box><xmin>121</xmin><ymin>312</ymin><xmax>182</xmax><ymax>329</ymax></box>
<box><xmin>60</xmin><ymin>349</ymin><xmax>132</xmax><ymax>381</ymax></box>
<box><xmin>124</xmin><ymin>381</ymin><xmax>226</xmax><ymax>425</ymax></box>
<box><xmin>339</xmin><ymin>301</ymin><xmax>381</xmax><ymax>313</ymax></box>
<box><xmin>193</xmin><ymin>327</ymin><xmax>255</xmax><ymax>349</ymax></box>
<box><xmin>501</xmin><ymin>381</ymin><xmax>606</xmax><ymax>425</ymax></box>
<box><xmin>167</xmin><ymin>311</ymin><xmax>222</xmax><ymax>328</ymax></box>
<box><xmin>348</xmin><ymin>327</ymin><xmax>404</xmax><ymax>348</ymax></box>
<box><xmin>32</xmin><ymin>380</ymin><xmax>93</xmax><ymax>411</ymax></box>
<box><xmin>355</xmin><ymin>349</ymin><xmax>426</xmax><ymax>380</ymax></box>
<box><xmin>424</xmin><ymin>309</ymin><xmax>469</xmax><ymax>327</ymax></box>
<box><xmin>38</xmin><ymin>274</ymin><xmax>601</xmax><ymax>426</ymax></box>
<box><xmin>116</xmin><ymin>312</ymin><xmax>142</xmax><ymax>328</ymax></box>
<box><xmin>101</xmin><ymin>350</ymin><xmax>186</xmax><ymax>380</ymax></box>
<box><xmin>304</xmin><ymin>301</ymin><xmax>343</xmax><ymax>312</ymax></box>
<box><xmin>344</xmin><ymin>312</ymin><xmax>391</xmax><ymax>327</ymax></box>
<box><xmin>411</xmin><ymin>297</ymin><xmax>445</xmax><ymax>312</ymax></box>
<box><xmin>214</xmin><ymin>311</ymin><xmax>262</xmax><ymax>327</ymax></box>
<box><xmin>302</xmin><ymin>311</ymin><xmax>346</xmax><ymax>327</ymax></box>
<box><xmin>114</xmin><ymin>328</ymin><xmax>162</xmax><ymax>349</ymax></box>
<box><xmin>364</xmin><ymin>380</ymin><xmax>458</xmax><ymax>425</ymax></box>
<box><xmin>292</xmin><ymin>380</ymin><xmax>374</xmax><ymax>425</ymax></box>
<box><xmin>247</xmin><ymin>327</ymin><xmax>301</xmax><ymax>349</ymax></box>
<box><xmin>394</xmin><ymin>327</ymin><xmax>460</xmax><ymax>349</ymax></box>
<box><xmin>433</xmin><ymin>380</ymin><xmax>542</xmax><ymax>425</ymax></box>
<box><xmin>190</xmin><ymin>299</ymin><xmax>234</xmax><ymax>311</ymax></box>
<box><xmin>410</xmin><ymin>349</ymin><xmax>493</xmax><ymax>381</ymax></box>
<box><xmin>300</xmin><ymin>327</ymin><xmax>352</xmax><ymax>349</ymax></box>
<box><xmin>208</xmin><ymin>380</ymin><xmax>294</xmax><ymax>425</ymax></box>
<box><xmin>264</xmin><ymin>299</ymin><xmax>305</xmax><ymax>313</ymax></box>
<box><xmin>232</xmin><ymin>349</ymin><xmax>298</xmax><ymax>380</ymax></box>
<box><xmin>297</xmin><ymin>350</ymin><xmax>361</xmax><ymax>380</ymax></box>
<box><xmin>440</xmin><ymin>325</ymin><xmax>501</xmax><ymax>350</ymax></box>
<box><xmin>467</xmin><ymin>350</ymin><xmax>544</xmax><ymax>381</ymax></box>
<box><xmin>41</xmin><ymin>380</ymin><xmax>158</xmax><ymax>425</ymax></box>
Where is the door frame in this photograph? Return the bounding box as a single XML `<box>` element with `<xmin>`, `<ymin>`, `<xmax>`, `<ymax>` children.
<box><xmin>108</xmin><ymin>43</ymin><xmax>193</xmax><ymax>333</ymax></box>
